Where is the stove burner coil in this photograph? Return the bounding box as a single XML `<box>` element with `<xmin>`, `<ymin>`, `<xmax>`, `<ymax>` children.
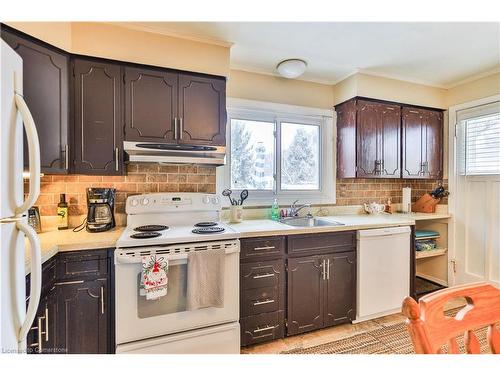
<box><xmin>194</xmin><ymin>222</ymin><xmax>218</xmax><ymax>227</ymax></box>
<box><xmin>130</xmin><ymin>232</ymin><xmax>162</xmax><ymax>239</ymax></box>
<box><xmin>191</xmin><ymin>227</ymin><xmax>225</xmax><ymax>234</ymax></box>
<box><xmin>133</xmin><ymin>225</ymin><xmax>168</xmax><ymax>232</ymax></box>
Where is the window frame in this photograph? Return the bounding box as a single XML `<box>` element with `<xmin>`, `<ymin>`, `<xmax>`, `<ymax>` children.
<box><xmin>217</xmin><ymin>98</ymin><xmax>335</xmax><ymax>207</ymax></box>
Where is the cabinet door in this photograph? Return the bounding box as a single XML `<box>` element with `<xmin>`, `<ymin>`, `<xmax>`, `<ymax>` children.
<box><xmin>2</xmin><ymin>29</ymin><xmax>70</xmax><ymax>174</ymax></box>
<box><xmin>73</xmin><ymin>58</ymin><xmax>123</xmax><ymax>175</ymax></box>
<box><xmin>124</xmin><ymin>66</ymin><xmax>178</xmax><ymax>143</ymax></box>
<box><xmin>286</xmin><ymin>256</ymin><xmax>325</xmax><ymax>336</ymax></box>
<box><xmin>424</xmin><ymin>110</ymin><xmax>443</xmax><ymax>179</ymax></box>
<box><xmin>356</xmin><ymin>100</ymin><xmax>380</xmax><ymax>177</ymax></box>
<box><xmin>178</xmin><ymin>73</ymin><xmax>226</xmax><ymax>146</ymax></box>
<box><xmin>324</xmin><ymin>251</ymin><xmax>357</xmax><ymax>327</ymax></box>
<box><xmin>379</xmin><ymin>104</ymin><xmax>401</xmax><ymax>177</ymax></box>
<box><xmin>58</xmin><ymin>279</ymin><xmax>109</xmax><ymax>354</ymax></box>
<box><xmin>26</xmin><ymin>288</ymin><xmax>58</xmax><ymax>354</ymax></box>
<box><xmin>402</xmin><ymin>107</ymin><xmax>425</xmax><ymax>178</ymax></box>
<box><xmin>336</xmin><ymin>99</ymin><xmax>357</xmax><ymax>178</ymax></box>
<box><xmin>402</xmin><ymin>107</ymin><xmax>443</xmax><ymax>179</ymax></box>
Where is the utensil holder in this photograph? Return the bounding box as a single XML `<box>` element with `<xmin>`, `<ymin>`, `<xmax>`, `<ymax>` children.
<box><xmin>229</xmin><ymin>206</ymin><xmax>243</xmax><ymax>223</ymax></box>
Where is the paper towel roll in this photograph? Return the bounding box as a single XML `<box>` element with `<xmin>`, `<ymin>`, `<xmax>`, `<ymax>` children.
<box><xmin>402</xmin><ymin>187</ymin><xmax>412</xmax><ymax>213</ymax></box>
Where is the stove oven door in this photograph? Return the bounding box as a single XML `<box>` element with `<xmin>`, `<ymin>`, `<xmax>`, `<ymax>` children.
<box><xmin>114</xmin><ymin>240</ymin><xmax>240</xmax><ymax>346</ymax></box>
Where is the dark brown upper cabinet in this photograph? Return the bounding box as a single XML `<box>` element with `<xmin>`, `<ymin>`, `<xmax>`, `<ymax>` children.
<box><xmin>178</xmin><ymin>73</ymin><xmax>226</xmax><ymax>146</ymax></box>
<box><xmin>336</xmin><ymin>97</ymin><xmax>443</xmax><ymax>179</ymax></box>
<box><xmin>72</xmin><ymin>58</ymin><xmax>124</xmax><ymax>175</ymax></box>
<box><xmin>402</xmin><ymin>107</ymin><xmax>443</xmax><ymax>179</ymax></box>
<box><xmin>356</xmin><ymin>100</ymin><xmax>401</xmax><ymax>178</ymax></box>
<box><xmin>124</xmin><ymin>66</ymin><xmax>177</xmax><ymax>143</ymax></box>
<box><xmin>2</xmin><ymin>28</ymin><xmax>70</xmax><ymax>174</ymax></box>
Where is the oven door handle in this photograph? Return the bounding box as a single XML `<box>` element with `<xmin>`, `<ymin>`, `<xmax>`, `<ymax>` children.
<box><xmin>115</xmin><ymin>248</ymin><xmax>239</xmax><ymax>264</ymax></box>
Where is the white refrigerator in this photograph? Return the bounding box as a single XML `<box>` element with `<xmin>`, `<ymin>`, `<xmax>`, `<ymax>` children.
<box><xmin>0</xmin><ymin>40</ymin><xmax>42</xmax><ymax>354</ymax></box>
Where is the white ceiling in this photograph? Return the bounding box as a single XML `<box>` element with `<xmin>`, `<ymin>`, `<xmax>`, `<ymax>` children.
<box><xmin>117</xmin><ymin>22</ymin><xmax>500</xmax><ymax>88</ymax></box>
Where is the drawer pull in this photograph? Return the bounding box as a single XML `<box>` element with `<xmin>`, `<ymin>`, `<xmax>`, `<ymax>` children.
<box><xmin>253</xmin><ymin>246</ymin><xmax>276</xmax><ymax>251</ymax></box>
<box><xmin>252</xmin><ymin>273</ymin><xmax>275</xmax><ymax>279</ymax></box>
<box><xmin>253</xmin><ymin>299</ymin><xmax>275</xmax><ymax>306</ymax></box>
<box><xmin>253</xmin><ymin>325</ymin><xmax>278</xmax><ymax>333</ymax></box>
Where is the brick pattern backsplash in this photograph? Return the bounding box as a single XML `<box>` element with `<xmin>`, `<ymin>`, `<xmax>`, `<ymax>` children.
<box><xmin>336</xmin><ymin>178</ymin><xmax>448</xmax><ymax>206</ymax></box>
<box><xmin>26</xmin><ymin>163</ymin><xmax>216</xmax><ymax>216</ymax></box>
<box><xmin>28</xmin><ymin>162</ymin><xmax>447</xmax><ymax>217</ymax></box>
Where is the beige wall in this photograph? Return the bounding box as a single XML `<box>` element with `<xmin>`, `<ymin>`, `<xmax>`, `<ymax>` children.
<box><xmin>5</xmin><ymin>22</ymin><xmax>72</xmax><ymax>51</ymax></box>
<box><xmin>71</xmin><ymin>23</ymin><xmax>230</xmax><ymax>77</ymax></box>
<box><xmin>333</xmin><ymin>73</ymin><xmax>447</xmax><ymax>109</ymax></box>
<box><xmin>4</xmin><ymin>22</ymin><xmax>230</xmax><ymax>77</ymax></box>
<box><xmin>446</xmin><ymin>72</ymin><xmax>500</xmax><ymax>107</ymax></box>
<box><xmin>227</xmin><ymin>69</ymin><xmax>334</xmax><ymax>109</ymax></box>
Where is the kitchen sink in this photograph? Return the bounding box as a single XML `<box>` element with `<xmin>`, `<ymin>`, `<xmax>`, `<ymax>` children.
<box><xmin>279</xmin><ymin>216</ymin><xmax>345</xmax><ymax>227</ymax></box>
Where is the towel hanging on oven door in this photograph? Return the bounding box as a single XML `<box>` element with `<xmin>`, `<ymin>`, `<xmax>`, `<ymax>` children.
<box><xmin>140</xmin><ymin>255</ymin><xmax>169</xmax><ymax>300</ymax></box>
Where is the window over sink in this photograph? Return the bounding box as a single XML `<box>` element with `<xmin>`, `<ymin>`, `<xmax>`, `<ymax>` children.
<box><xmin>217</xmin><ymin>98</ymin><xmax>335</xmax><ymax>206</ymax></box>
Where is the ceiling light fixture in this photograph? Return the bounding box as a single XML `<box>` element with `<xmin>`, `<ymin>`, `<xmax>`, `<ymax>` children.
<box><xmin>276</xmin><ymin>59</ymin><xmax>307</xmax><ymax>79</ymax></box>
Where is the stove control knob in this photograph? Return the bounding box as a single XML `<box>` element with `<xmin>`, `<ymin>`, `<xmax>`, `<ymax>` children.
<box><xmin>131</xmin><ymin>199</ymin><xmax>139</xmax><ymax>207</ymax></box>
<box><xmin>141</xmin><ymin>197</ymin><xmax>150</xmax><ymax>206</ymax></box>
<box><xmin>212</xmin><ymin>196</ymin><xmax>220</xmax><ymax>204</ymax></box>
<box><xmin>202</xmin><ymin>196</ymin><xmax>211</xmax><ymax>204</ymax></box>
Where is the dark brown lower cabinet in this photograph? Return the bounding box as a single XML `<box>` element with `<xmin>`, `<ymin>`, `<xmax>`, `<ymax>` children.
<box><xmin>286</xmin><ymin>255</ymin><xmax>325</xmax><ymax>335</ymax></box>
<box><xmin>58</xmin><ymin>278</ymin><xmax>109</xmax><ymax>354</ymax></box>
<box><xmin>287</xmin><ymin>251</ymin><xmax>356</xmax><ymax>336</ymax></box>
<box><xmin>324</xmin><ymin>252</ymin><xmax>357</xmax><ymax>326</ymax></box>
<box><xmin>26</xmin><ymin>249</ymin><xmax>113</xmax><ymax>354</ymax></box>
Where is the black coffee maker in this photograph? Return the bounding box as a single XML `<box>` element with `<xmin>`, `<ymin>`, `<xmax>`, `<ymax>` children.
<box><xmin>86</xmin><ymin>188</ymin><xmax>116</xmax><ymax>232</ymax></box>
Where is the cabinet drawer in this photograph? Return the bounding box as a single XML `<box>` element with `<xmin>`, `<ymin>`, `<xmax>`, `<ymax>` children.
<box><xmin>240</xmin><ymin>311</ymin><xmax>285</xmax><ymax>347</ymax></box>
<box><xmin>240</xmin><ymin>236</ymin><xmax>285</xmax><ymax>260</ymax></box>
<box><xmin>287</xmin><ymin>231</ymin><xmax>356</xmax><ymax>256</ymax></box>
<box><xmin>241</xmin><ymin>259</ymin><xmax>284</xmax><ymax>290</ymax></box>
<box><xmin>57</xmin><ymin>249</ymin><xmax>109</xmax><ymax>281</ymax></box>
<box><xmin>241</xmin><ymin>286</ymin><xmax>283</xmax><ymax>317</ymax></box>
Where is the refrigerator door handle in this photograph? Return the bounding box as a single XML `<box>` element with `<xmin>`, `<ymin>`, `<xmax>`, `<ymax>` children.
<box><xmin>16</xmin><ymin>220</ymin><xmax>42</xmax><ymax>345</ymax></box>
<box><xmin>14</xmin><ymin>92</ymin><xmax>41</xmax><ymax>216</ymax></box>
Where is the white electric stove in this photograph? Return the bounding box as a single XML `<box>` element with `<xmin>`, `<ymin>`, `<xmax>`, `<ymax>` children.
<box><xmin>115</xmin><ymin>193</ymin><xmax>240</xmax><ymax>354</ymax></box>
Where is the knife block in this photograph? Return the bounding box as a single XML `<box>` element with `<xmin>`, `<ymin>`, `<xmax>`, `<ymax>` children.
<box><xmin>412</xmin><ymin>193</ymin><xmax>441</xmax><ymax>213</ymax></box>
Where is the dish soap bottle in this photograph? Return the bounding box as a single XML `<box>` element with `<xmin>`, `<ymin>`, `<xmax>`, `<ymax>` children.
<box><xmin>271</xmin><ymin>198</ymin><xmax>280</xmax><ymax>221</ymax></box>
<box><xmin>57</xmin><ymin>193</ymin><xmax>68</xmax><ymax>230</ymax></box>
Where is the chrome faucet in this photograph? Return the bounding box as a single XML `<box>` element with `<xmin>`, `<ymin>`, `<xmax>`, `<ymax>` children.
<box><xmin>289</xmin><ymin>200</ymin><xmax>312</xmax><ymax>217</ymax></box>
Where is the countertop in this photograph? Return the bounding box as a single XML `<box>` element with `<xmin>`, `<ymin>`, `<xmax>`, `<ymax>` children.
<box><xmin>226</xmin><ymin>212</ymin><xmax>449</xmax><ymax>238</ymax></box>
<box><xmin>25</xmin><ymin>211</ymin><xmax>450</xmax><ymax>275</ymax></box>
<box><xmin>25</xmin><ymin>226</ymin><xmax>125</xmax><ymax>275</ymax></box>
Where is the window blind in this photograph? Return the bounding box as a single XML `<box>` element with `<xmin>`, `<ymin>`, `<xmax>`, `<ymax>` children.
<box><xmin>457</xmin><ymin>101</ymin><xmax>500</xmax><ymax>176</ymax></box>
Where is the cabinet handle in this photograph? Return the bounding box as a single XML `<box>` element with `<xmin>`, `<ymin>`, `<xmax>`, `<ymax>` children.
<box><xmin>174</xmin><ymin>117</ymin><xmax>178</xmax><ymax>139</ymax></box>
<box><xmin>322</xmin><ymin>259</ymin><xmax>326</xmax><ymax>280</ymax></box>
<box><xmin>253</xmin><ymin>325</ymin><xmax>278</xmax><ymax>333</ymax></box>
<box><xmin>327</xmin><ymin>259</ymin><xmax>330</xmax><ymax>280</ymax></box>
<box><xmin>100</xmin><ymin>286</ymin><xmax>105</xmax><ymax>315</ymax></box>
<box><xmin>44</xmin><ymin>307</ymin><xmax>49</xmax><ymax>342</ymax></box>
<box><xmin>253</xmin><ymin>245</ymin><xmax>275</xmax><ymax>251</ymax></box>
<box><xmin>252</xmin><ymin>273</ymin><xmax>275</xmax><ymax>279</ymax></box>
<box><xmin>179</xmin><ymin>117</ymin><xmax>183</xmax><ymax>140</ymax></box>
<box><xmin>115</xmin><ymin>147</ymin><xmax>119</xmax><ymax>172</ymax></box>
<box><xmin>37</xmin><ymin>316</ymin><xmax>44</xmax><ymax>352</ymax></box>
<box><xmin>64</xmin><ymin>144</ymin><xmax>69</xmax><ymax>170</ymax></box>
<box><xmin>253</xmin><ymin>299</ymin><xmax>275</xmax><ymax>306</ymax></box>
<box><xmin>54</xmin><ymin>280</ymin><xmax>84</xmax><ymax>286</ymax></box>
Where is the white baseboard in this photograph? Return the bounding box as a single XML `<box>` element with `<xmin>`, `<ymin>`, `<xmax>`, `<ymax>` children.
<box><xmin>416</xmin><ymin>272</ymin><xmax>448</xmax><ymax>287</ymax></box>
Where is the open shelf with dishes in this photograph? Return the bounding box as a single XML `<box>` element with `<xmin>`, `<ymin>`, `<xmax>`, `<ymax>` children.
<box><xmin>414</xmin><ymin>218</ymin><xmax>450</xmax><ymax>298</ymax></box>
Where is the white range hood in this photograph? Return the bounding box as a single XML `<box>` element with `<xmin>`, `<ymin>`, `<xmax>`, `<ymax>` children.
<box><xmin>124</xmin><ymin>141</ymin><xmax>226</xmax><ymax>166</ymax></box>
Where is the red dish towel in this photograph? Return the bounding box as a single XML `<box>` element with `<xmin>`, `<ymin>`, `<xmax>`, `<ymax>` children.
<box><xmin>141</xmin><ymin>255</ymin><xmax>169</xmax><ymax>300</ymax></box>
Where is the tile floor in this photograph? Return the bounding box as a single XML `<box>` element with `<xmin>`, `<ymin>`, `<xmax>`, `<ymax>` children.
<box><xmin>241</xmin><ymin>312</ymin><xmax>406</xmax><ymax>354</ymax></box>
<box><xmin>241</xmin><ymin>298</ymin><xmax>466</xmax><ymax>354</ymax></box>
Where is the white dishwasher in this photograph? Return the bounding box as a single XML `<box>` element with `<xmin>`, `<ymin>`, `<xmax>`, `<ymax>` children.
<box><xmin>355</xmin><ymin>226</ymin><xmax>411</xmax><ymax>323</ymax></box>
